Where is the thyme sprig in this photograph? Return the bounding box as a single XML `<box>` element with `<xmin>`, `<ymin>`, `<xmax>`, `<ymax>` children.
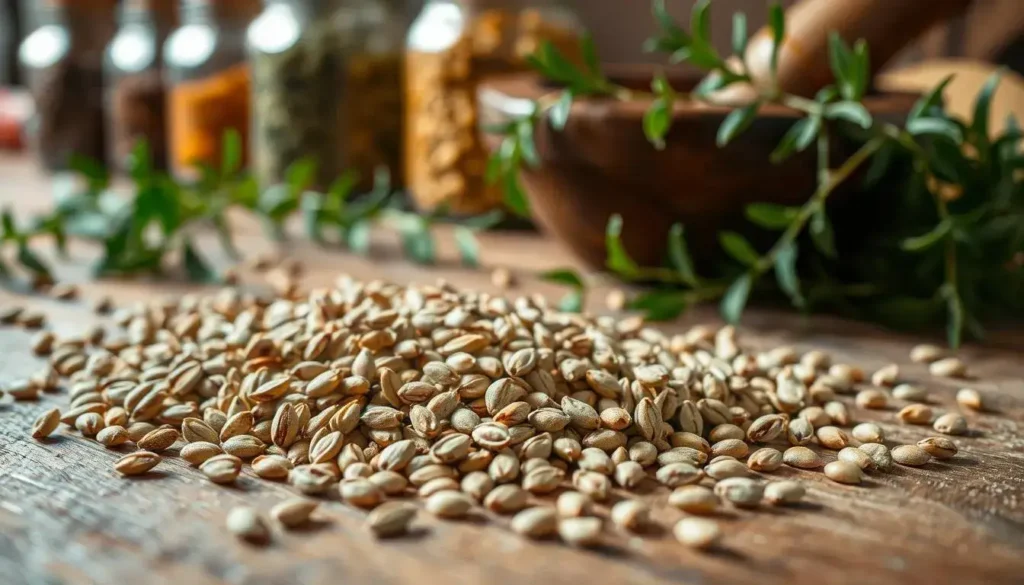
<box><xmin>490</xmin><ymin>0</ymin><xmax>1024</xmax><ymax>347</ymax></box>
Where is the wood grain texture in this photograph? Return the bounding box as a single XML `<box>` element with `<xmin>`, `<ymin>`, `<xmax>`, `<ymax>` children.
<box><xmin>1</xmin><ymin>155</ymin><xmax>1023</xmax><ymax>585</ymax></box>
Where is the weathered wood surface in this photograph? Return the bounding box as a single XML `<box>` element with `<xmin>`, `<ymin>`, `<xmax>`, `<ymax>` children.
<box><xmin>1</xmin><ymin>155</ymin><xmax>1023</xmax><ymax>585</ymax></box>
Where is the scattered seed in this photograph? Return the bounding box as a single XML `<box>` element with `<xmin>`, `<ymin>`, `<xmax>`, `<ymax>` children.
<box><xmin>31</xmin><ymin>407</ymin><xmax>61</xmax><ymax>440</ymax></box>
<box><xmin>856</xmin><ymin>389</ymin><xmax>888</xmax><ymax>410</ymax></box>
<box><xmin>838</xmin><ymin>447</ymin><xmax>874</xmax><ymax>470</ymax></box>
<box><xmin>490</xmin><ymin>267</ymin><xmax>514</xmax><ymax>289</ymax></box>
<box><xmin>366</xmin><ymin>501</ymin><xmax>417</xmax><ymax>538</ymax></box>
<box><xmin>933</xmin><ymin>412</ymin><xmax>968</xmax><ymax>436</ymax></box>
<box><xmin>917</xmin><ymin>437</ymin><xmax>957</xmax><ymax>459</ymax></box>
<box><xmin>714</xmin><ymin>477</ymin><xmax>763</xmax><ymax>508</ymax></box>
<box><xmin>858</xmin><ymin>443</ymin><xmax>893</xmax><ymax>471</ymax></box>
<box><xmin>747</xmin><ymin>447</ymin><xmax>783</xmax><ymax>472</ymax></box>
<box><xmin>114</xmin><ymin>451</ymin><xmax>161</xmax><ymax>476</ymax></box>
<box><xmin>668</xmin><ymin>485</ymin><xmax>719</xmax><ymax>514</ymax></box>
<box><xmin>201</xmin><ymin>454</ymin><xmax>242</xmax><ymax>484</ymax></box>
<box><xmin>484</xmin><ymin>484</ymin><xmax>528</xmax><ymax>514</ymax></box>
<box><xmin>897</xmin><ymin>404</ymin><xmax>933</xmax><ymax>425</ymax></box>
<box><xmin>815</xmin><ymin>426</ymin><xmax>849</xmax><ymax>450</ymax></box>
<box><xmin>871</xmin><ymin>364</ymin><xmax>899</xmax><ymax>387</ymax></box>
<box><xmin>271</xmin><ymin>498</ymin><xmax>318</xmax><ymax>528</ymax></box>
<box><xmin>851</xmin><ymin>422</ymin><xmax>884</xmax><ymax>444</ymax></box>
<box><xmin>511</xmin><ymin>507</ymin><xmax>558</xmax><ymax>538</ymax></box>
<box><xmin>956</xmin><ymin>388</ymin><xmax>983</xmax><ymax>411</ymax></box>
<box><xmin>929</xmin><ymin>358</ymin><xmax>967</xmax><ymax>378</ymax></box>
<box><xmin>674</xmin><ymin>517</ymin><xmax>721</xmax><ymax>550</ymax></box>
<box><xmin>892</xmin><ymin>383</ymin><xmax>929</xmax><ymax>402</ymax></box>
<box><xmin>559</xmin><ymin>517</ymin><xmax>603</xmax><ymax>547</ymax></box>
<box><xmin>96</xmin><ymin>425</ymin><xmax>130</xmax><ymax>447</ymax></box>
<box><xmin>824</xmin><ymin>460</ymin><xmax>862</xmax><ymax>485</ymax></box>
<box><xmin>181</xmin><ymin>442</ymin><xmax>224</xmax><ymax>466</ymax></box>
<box><xmin>892</xmin><ymin>444</ymin><xmax>932</xmax><ymax>467</ymax></box>
<box><xmin>763</xmin><ymin>481</ymin><xmax>805</xmax><ymax>506</ymax></box>
<box><xmin>227</xmin><ymin>507</ymin><xmax>270</xmax><ymax>543</ymax></box>
<box><xmin>910</xmin><ymin>344</ymin><xmax>944</xmax><ymax>363</ymax></box>
<box><xmin>783</xmin><ymin>446</ymin><xmax>823</xmax><ymax>469</ymax></box>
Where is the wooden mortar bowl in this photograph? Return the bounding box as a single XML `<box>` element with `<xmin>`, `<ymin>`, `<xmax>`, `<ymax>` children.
<box><xmin>478</xmin><ymin>70</ymin><xmax>918</xmax><ymax>269</ymax></box>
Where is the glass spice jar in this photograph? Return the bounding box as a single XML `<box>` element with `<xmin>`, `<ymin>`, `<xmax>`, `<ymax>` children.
<box><xmin>405</xmin><ymin>0</ymin><xmax>581</xmax><ymax>215</ymax></box>
<box><xmin>248</xmin><ymin>0</ymin><xmax>405</xmax><ymax>190</ymax></box>
<box><xmin>105</xmin><ymin>0</ymin><xmax>177</xmax><ymax>172</ymax></box>
<box><xmin>165</xmin><ymin>0</ymin><xmax>258</xmax><ymax>180</ymax></box>
<box><xmin>18</xmin><ymin>0</ymin><xmax>116</xmax><ymax>171</ymax></box>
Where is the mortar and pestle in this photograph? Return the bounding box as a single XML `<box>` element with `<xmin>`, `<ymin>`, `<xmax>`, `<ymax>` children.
<box><xmin>478</xmin><ymin>0</ymin><xmax>975</xmax><ymax>268</ymax></box>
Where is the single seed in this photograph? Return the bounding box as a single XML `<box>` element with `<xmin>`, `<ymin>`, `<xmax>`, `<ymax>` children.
<box><xmin>96</xmin><ymin>425</ymin><xmax>130</xmax><ymax>447</ymax></box>
<box><xmin>897</xmin><ymin>404</ymin><xmax>933</xmax><ymax>425</ymax></box>
<box><xmin>956</xmin><ymin>388</ymin><xmax>983</xmax><ymax>411</ymax></box>
<box><xmin>226</xmin><ymin>507</ymin><xmax>270</xmax><ymax>543</ymax></box>
<box><xmin>856</xmin><ymin>389</ymin><xmax>888</xmax><ymax>410</ymax></box>
<box><xmin>824</xmin><ymin>460</ymin><xmax>862</xmax><ymax>484</ymax></box>
<box><xmin>271</xmin><ymin>499</ymin><xmax>318</xmax><ymax>528</ymax></box>
<box><xmin>490</xmin><ymin>267</ymin><xmax>514</xmax><ymax>289</ymax></box>
<box><xmin>929</xmin><ymin>358</ymin><xmax>967</xmax><ymax>378</ymax></box>
<box><xmin>917</xmin><ymin>437</ymin><xmax>958</xmax><ymax>459</ymax></box>
<box><xmin>610</xmin><ymin>500</ymin><xmax>648</xmax><ymax>532</ymax></box>
<box><xmin>201</xmin><ymin>454</ymin><xmax>242</xmax><ymax>483</ymax></box>
<box><xmin>425</xmin><ymin>491</ymin><xmax>474</xmax><ymax>518</ymax></box>
<box><xmin>910</xmin><ymin>344</ymin><xmax>944</xmax><ymax>363</ymax></box>
<box><xmin>851</xmin><ymin>423</ymin><xmax>885</xmax><ymax>444</ymax></box>
<box><xmin>137</xmin><ymin>428</ymin><xmax>179</xmax><ymax>453</ymax></box>
<box><xmin>668</xmin><ymin>485</ymin><xmax>719</xmax><ymax>514</ymax></box>
<box><xmin>710</xmin><ymin>438</ymin><xmax>749</xmax><ymax>459</ymax></box>
<box><xmin>511</xmin><ymin>507</ymin><xmax>558</xmax><ymax>538</ymax></box>
<box><xmin>674</xmin><ymin>517</ymin><xmax>721</xmax><ymax>550</ymax></box>
<box><xmin>747</xmin><ymin>447</ymin><xmax>783</xmax><ymax>472</ymax></box>
<box><xmin>764</xmin><ymin>481</ymin><xmax>805</xmax><ymax>506</ymax></box>
<box><xmin>31</xmin><ymin>407</ymin><xmax>61</xmax><ymax>440</ymax></box>
<box><xmin>858</xmin><ymin>443</ymin><xmax>893</xmax><ymax>470</ymax></box>
<box><xmin>252</xmin><ymin>454</ymin><xmax>293</xmax><ymax>480</ymax></box>
<box><xmin>114</xmin><ymin>451</ymin><xmax>161</xmax><ymax>476</ymax></box>
<box><xmin>484</xmin><ymin>484</ymin><xmax>528</xmax><ymax>514</ymax></box>
<box><xmin>558</xmin><ymin>517</ymin><xmax>603</xmax><ymax>547</ymax></box>
<box><xmin>815</xmin><ymin>426</ymin><xmax>849</xmax><ymax>450</ymax></box>
<box><xmin>838</xmin><ymin>447</ymin><xmax>875</xmax><ymax>470</ymax></box>
<box><xmin>714</xmin><ymin>477</ymin><xmax>764</xmax><ymax>508</ymax></box>
<box><xmin>705</xmin><ymin>458</ymin><xmax>749</xmax><ymax>479</ymax></box>
<box><xmin>556</xmin><ymin>491</ymin><xmax>592</xmax><ymax>518</ymax></box>
<box><xmin>783</xmin><ymin>446</ymin><xmax>823</xmax><ymax>469</ymax></box>
<box><xmin>181</xmin><ymin>442</ymin><xmax>224</xmax><ymax>466</ymax></box>
<box><xmin>892</xmin><ymin>383</ymin><xmax>929</xmax><ymax>402</ymax></box>
<box><xmin>933</xmin><ymin>412</ymin><xmax>968</xmax><ymax>435</ymax></box>
<box><xmin>340</xmin><ymin>478</ymin><xmax>384</xmax><ymax>508</ymax></box>
<box><xmin>892</xmin><ymin>444</ymin><xmax>932</xmax><ymax>467</ymax></box>
<box><xmin>366</xmin><ymin>501</ymin><xmax>417</xmax><ymax>538</ymax></box>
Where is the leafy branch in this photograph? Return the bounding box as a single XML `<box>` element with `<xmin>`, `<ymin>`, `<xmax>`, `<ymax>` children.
<box><xmin>488</xmin><ymin>0</ymin><xmax>1024</xmax><ymax>346</ymax></box>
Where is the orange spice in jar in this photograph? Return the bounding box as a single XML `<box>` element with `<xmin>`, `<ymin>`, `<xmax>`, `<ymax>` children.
<box><xmin>164</xmin><ymin>0</ymin><xmax>257</xmax><ymax>180</ymax></box>
<box><xmin>405</xmin><ymin>1</ymin><xmax>581</xmax><ymax>216</ymax></box>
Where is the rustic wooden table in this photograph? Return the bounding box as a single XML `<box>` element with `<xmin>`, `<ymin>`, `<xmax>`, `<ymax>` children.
<box><xmin>1</xmin><ymin>155</ymin><xmax>1022</xmax><ymax>585</ymax></box>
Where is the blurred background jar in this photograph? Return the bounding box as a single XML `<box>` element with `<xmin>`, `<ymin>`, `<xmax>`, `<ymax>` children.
<box><xmin>405</xmin><ymin>0</ymin><xmax>580</xmax><ymax>216</ymax></box>
<box><xmin>18</xmin><ymin>0</ymin><xmax>115</xmax><ymax>171</ymax></box>
<box><xmin>248</xmin><ymin>0</ymin><xmax>405</xmax><ymax>190</ymax></box>
<box><xmin>105</xmin><ymin>0</ymin><xmax>177</xmax><ymax>173</ymax></box>
<box><xmin>165</xmin><ymin>0</ymin><xmax>258</xmax><ymax>180</ymax></box>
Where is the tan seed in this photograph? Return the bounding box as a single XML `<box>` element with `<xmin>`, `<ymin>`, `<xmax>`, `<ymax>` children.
<box><xmin>929</xmin><ymin>357</ymin><xmax>967</xmax><ymax>378</ymax></box>
<box><xmin>425</xmin><ymin>491</ymin><xmax>474</xmax><ymax>518</ymax></box>
<box><xmin>858</xmin><ymin>443</ymin><xmax>893</xmax><ymax>470</ymax></box>
<box><xmin>340</xmin><ymin>478</ymin><xmax>383</xmax><ymax>508</ymax></box>
<box><xmin>856</xmin><ymin>389</ymin><xmax>888</xmax><ymax>409</ymax></box>
<box><xmin>181</xmin><ymin>442</ymin><xmax>224</xmax><ymax>466</ymax></box>
<box><xmin>556</xmin><ymin>491</ymin><xmax>592</xmax><ymax>518</ymax></box>
<box><xmin>933</xmin><ymin>412</ymin><xmax>968</xmax><ymax>435</ymax></box>
<box><xmin>870</xmin><ymin>364</ymin><xmax>899</xmax><ymax>387</ymax></box>
<box><xmin>75</xmin><ymin>412</ymin><xmax>104</xmax><ymax>436</ymax></box>
<box><xmin>705</xmin><ymin>458</ymin><xmax>749</xmax><ymax>479</ymax></box>
<box><xmin>747</xmin><ymin>447</ymin><xmax>783</xmax><ymax>472</ymax></box>
<box><xmin>252</xmin><ymin>454</ymin><xmax>293</xmax><ymax>479</ymax></box>
<box><xmin>910</xmin><ymin>344</ymin><xmax>944</xmax><ymax>363</ymax></box>
<box><xmin>483</xmin><ymin>484</ymin><xmax>528</xmax><ymax>514</ymax></box>
<box><xmin>114</xmin><ymin>451</ymin><xmax>161</xmax><ymax>476</ymax></box>
<box><xmin>815</xmin><ymin>426</ymin><xmax>849</xmax><ymax>450</ymax></box>
<box><xmin>897</xmin><ymin>404</ymin><xmax>933</xmax><ymax>425</ymax></box>
<box><xmin>31</xmin><ymin>407</ymin><xmax>61</xmax><ymax>440</ymax></box>
<box><xmin>851</xmin><ymin>422</ymin><xmax>884</xmax><ymax>444</ymax></box>
<box><xmin>764</xmin><ymin>480</ymin><xmax>806</xmax><ymax>505</ymax></box>
<box><xmin>181</xmin><ymin>418</ymin><xmax>220</xmax><ymax>444</ymax></box>
<box><xmin>892</xmin><ymin>384</ymin><xmax>929</xmax><ymax>402</ymax></box>
<box><xmin>783</xmin><ymin>446</ymin><xmax>823</xmax><ymax>469</ymax></box>
<box><xmin>271</xmin><ymin>498</ymin><xmax>319</xmax><ymax>528</ymax></box>
<box><xmin>824</xmin><ymin>460</ymin><xmax>862</xmax><ymax>484</ymax></box>
<box><xmin>917</xmin><ymin>437</ymin><xmax>957</xmax><ymax>459</ymax></box>
<box><xmin>137</xmin><ymin>427</ymin><xmax>179</xmax><ymax>453</ymax></box>
<box><xmin>511</xmin><ymin>507</ymin><xmax>558</xmax><ymax>538</ymax></box>
<box><xmin>674</xmin><ymin>517</ymin><xmax>721</xmax><ymax>550</ymax></box>
<box><xmin>558</xmin><ymin>517</ymin><xmax>602</xmax><ymax>547</ymax></box>
<box><xmin>96</xmin><ymin>425</ymin><xmax>130</xmax><ymax>447</ymax></box>
<box><xmin>610</xmin><ymin>500</ymin><xmax>648</xmax><ymax>532</ymax></box>
<box><xmin>892</xmin><ymin>444</ymin><xmax>933</xmax><ymax>466</ymax></box>
<box><xmin>201</xmin><ymin>454</ymin><xmax>242</xmax><ymax>483</ymax></box>
<box><xmin>714</xmin><ymin>477</ymin><xmax>764</xmax><ymax>508</ymax></box>
<box><xmin>222</xmin><ymin>434</ymin><xmax>266</xmax><ymax>459</ymax></box>
<box><xmin>838</xmin><ymin>447</ymin><xmax>875</xmax><ymax>470</ymax></box>
<box><xmin>366</xmin><ymin>501</ymin><xmax>417</xmax><ymax>538</ymax></box>
<box><xmin>226</xmin><ymin>507</ymin><xmax>270</xmax><ymax>543</ymax></box>
<box><xmin>956</xmin><ymin>388</ymin><xmax>983</xmax><ymax>411</ymax></box>
<box><xmin>668</xmin><ymin>485</ymin><xmax>719</xmax><ymax>514</ymax></box>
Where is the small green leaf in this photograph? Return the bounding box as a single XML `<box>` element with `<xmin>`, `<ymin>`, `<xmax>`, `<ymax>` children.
<box><xmin>557</xmin><ymin>289</ymin><xmax>585</xmax><ymax>313</ymax></box>
<box><xmin>16</xmin><ymin>243</ymin><xmax>50</xmax><ymax>277</ymax></box>
<box><xmin>691</xmin><ymin>0</ymin><xmax>712</xmax><ymax>46</ymax></box>
<box><xmin>286</xmin><ymin>158</ymin><xmax>317</xmax><ymax>195</ymax></box>
<box><xmin>720</xmin><ymin>273</ymin><xmax>752</xmax><ymax>324</ymax></box>
<box><xmin>716</xmin><ymin>103</ymin><xmax>759</xmax><ymax>147</ymax></box>
<box><xmin>770</xmin><ymin>117</ymin><xmax>821</xmax><ymax>163</ymax></box>
<box><xmin>460</xmin><ymin>209</ymin><xmax>505</xmax><ymax>231</ymax></box>
<box><xmin>0</xmin><ymin>208</ymin><xmax>17</xmax><ymax>241</ymax></box>
<box><xmin>768</xmin><ymin>2</ymin><xmax>785</xmax><ymax>76</ymax></box>
<box><xmin>605</xmin><ymin>214</ymin><xmax>640</xmax><ymax>277</ymax></box>
<box><xmin>401</xmin><ymin>220</ymin><xmax>436</xmax><ymax>265</ymax></box>
<box><xmin>863</xmin><ymin>140</ymin><xmax>896</xmax><ymax>187</ymax></box>
<box><xmin>549</xmin><ymin>91</ymin><xmax>573</xmax><ymax>131</ymax></box>
<box><xmin>901</xmin><ymin>220</ymin><xmax>952</xmax><ymax>252</ymax></box>
<box><xmin>221</xmin><ymin>128</ymin><xmax>242</xmax><ymax>177</ymax></box>
<box><xmin>453</xmin><ymin>226</ymin><xmax>480</xmax><ymax>267</ymax></box>
<box><xmin>826</xmin><ymin>101</ymin><xmax>872</xmax><ymax>129</ymax></box>
<box><xmin>327</xmin><ymin>170</ymin><xmax>359</xmax><ymax>207</ymax></box>
<box><xmin>809</xmin><ymin>209</ymin><xmax>836</xmax><ymax>257</ymax></box>
<box><xmin>907</xmin><ymin>117</ymin><xmax>963</xmax><ymax>142</ymax></box>
<box><xmin>540</xmin><ymin>268</ymin><xmax>585</xmax><ymax>288</ymax></box>
<box><xmin>774</xmin><ymin>241</ymin><xmax>803</xmax><ymax>307</ymax></box>
<box><xmin>629</xmin><ymin>290</ymin><xmax>689</xmax><ymax>321</ymax></box>
<box><xmin>581</xmin><ymin>33</ymin><xmax>602</xmax><ymax>78</ymax></box>
<box><xmin>347</xmin><ymin>220</ymin><xmax>372</xmax><ymax>255</ymax></box>
<box><xmin>643</xmin><ymin>99</ymin><xmax>672</xmax><ymax>150</ymax></box>
<box><xmin>732</xmin><ymin>12</ymin><xmax>748</xmax><ymax>57</ymax></box>
<box><xmin>851</xmin><ymin>39</ymin><xmax>870</xmax><ymax>101</ymax></box>
<box><xmin>971</xmin><ymin>70</ymin><xmax>1002</xmax><ymax>146</ymax></box>
<box><xmin>517</xmin><ymin>120</ymin><xmax>540</xmax><ymax>168</ymax></box>
<box><xmin>909</xmin><ymin>74</ymin><xmax>955</xmax><ymax>121</ymax></box>
<box><xmin>719</xmin><ymin>231</ymin><xmax>760</xmax><ymax>266</ymax></box>
<box><xmin>69</xmin><ymin>154</ymin><xmax>110</xmax><ymax>192</ymax></box>
<box><xmin>667</xmin><ymin>224</ymin><xmax>698</xmax><ymax>286</ymax></box>
<box><xmin>941</xmin><ymin>283</ymin><xmax>963</xmax><ymax>348</ymax></box>
<box><xmin>502</xmin><ymin>172</ymin><xmax>531</xmax><ymax>217</ymax></box>
<box><xmin>828</xmin><ymin>32</ymin><xmax>853</xmax><ymax>98</ymax></box>
<box><xmin>745</xmin><ymin>203</ymin><xmax>799</xmax><ymax>229</ymax></box>
<box><xmin>182</xmin><ymin>241</ymin><xmax>217</xmax><ymax>283</ymax></box>
<box><xmin>127</xmin><ymin>139</ymin><xmax>153</xmax><ymax>182</ymax></box>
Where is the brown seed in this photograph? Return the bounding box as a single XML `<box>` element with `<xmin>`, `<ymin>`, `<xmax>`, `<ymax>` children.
<box><xmin>49</xmin><ymin>283</ymin><xmax>78</xmax><ymax>301</ymax></box>
<box><xmin>137</xmin><ymin>428</ymin><xmax>179</xmax><ymax>453</ymax></box>
<box><xmin>221</xmin><ymin>411</ymin><xmax>255</xmax><ymax>442</ymax></box>
<box><xmin>97</xmin><ymin>425</ymin><xmax>130</xmax><ymax>447</ymax></box>
<box><xmin>897</xmin><ymin>404</ymin><xmax>933</xmax><ymax>425</ymax></box>
<box><xmin>747</xmin><ymin>447</ymin><xmax>783</xmax><ymax>472</ymax></box>
<box><xmin>783</xmin><ymin>446</ymin><xmax>823</xmax><ymax>469</ymax></box>
<box><xmin>201</xmin><ymin>454</ymin><xmax>242</xmax><ymax>483</ymax></box>
<box><xmin>252</xmin><ymin>454</ymin><xmax>293</xmax><ymax>480</ymax></box>
<box><xmin>226</xmin><ymin>507</ymin><xmax>270</xmax><ymax>543</ymax></box>
<box><xmin>856</xmin><ymin>389</ymin><xmax>888</xmax><ymax>409</ymax></box>
<box><xmin>75</xmin><ymin>412</ymin><xmax>104</xmax><ymax>436</ymax></box>
<box><xmin>764</xmin><ymin>480</ymin><xmax>806</xmax><ymax>506</ymax></box>
<box><xmin>181</xmin><ymin>418</ymin><xmax>220</xmax><ymax>444</ymax></box>
<box><xmin>31</xmin><ymin>407</ymin><xmax>61</xmax><ymax>440</ymax></box>
<box><xmin>917</xmin><ymin>437</ymin><xmax>958</xmax><ymax>459</ymax></box>
<box><xmin>815</xmin><ymin>426</ymin><xmax>849</xmax><ymax>450</ymax></box>
<box><xmin>891</xmin><ymin>444</ymin><xmax>932</xmax><ymax>467</ymax></box>
<box><xmin>31</xmin><ymin>331</ymin><xmax>55</xmax><ymax>355</ymax></box>
<box><xmin>271</xmin><ymin>498</ymin><xmax>319</xmax><ymax>528</ymax></box>
<box><xmin>558</xmin><ymin>517</ymin><xmax>603</xmax><ymax>547</ymax></box>
<box><xmin>824</xmin><ymin>460</ymin><xmax>862</xmax><ymax>484</ymax></box>
<box><xmin>668</xmin><ymin>485</ymin><xmax>719</xmax><ymax>514</ymax></box>
<box><xmin>366</xmin><ymin>501</ymin><xmax>417</xmax><ymax>537</ymax></box>
<box><xmin>674</xmin><ymin>517</ymin><xmax>721</xmax><ymax>550</ymax></box>
<box><xmin>181</xmin><ymin>442</ymin><xmax>224</xmax><ymax>466</ymax></box>
<box><xmin>511</xmin><ymin>507</ymin><xmax>558</xmax><ymax>538</ymax></box>
<box><xmin>746</xmin><ymin>414</ymin><xmax>786</xmax><ymax>443</ymax></box>
<box><xmin>6</xmin><ymin>379</ymin><xmax>40</xmax><ymax>401</ymax></box>
<box><xmin>222</xmin><ymin>434</ymin><xmax>266</xmax><ymax>459</ymax></box>
<box><xmin>956</xmin><ymin>388</ymin><xmax>983</xmax><ymax>411</ymax></box>
<box><xmin>114</xmin><ymin>451</ymin><xmax>161</xmax><ymax>476</ymax></box>
<box><xmin>933</xmin><ymin>412</ymin><xmax>968</xmax><ymax>435</ymax></box>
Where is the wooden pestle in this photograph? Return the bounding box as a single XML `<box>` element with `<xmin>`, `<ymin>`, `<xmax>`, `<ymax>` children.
<box><xmin>714</xmin><ymin>0</ymin><xmax>975</xmax><ymax>102</ymax></box>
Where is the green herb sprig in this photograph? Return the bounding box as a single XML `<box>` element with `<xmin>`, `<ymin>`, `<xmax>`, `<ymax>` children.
<box><xmin>490</xmin><ymin>0</ymin><xmax>1024</xmax><ymax>347</ymax></box>
<box><xmin>1</xmin><ymin>131</ymin><xmax>487</xmax><ymax>285</ymax></box>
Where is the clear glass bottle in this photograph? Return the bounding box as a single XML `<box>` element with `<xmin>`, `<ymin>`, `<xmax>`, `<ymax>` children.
<box><xmin>248</xmin><ymin>0</ymin><xmax>405</xmax><ymax>190</ymax></box>
<box><xmin>18</xmin><ymin>0</ymin><xmax>116</xmax><ymax>170</ymax></box>
<box><xmin>405</xmin><ymin>0</ymin><xmax>580</xmax><ymax>215</ymax></box>
<box><xmin>105</xmin><ymin>0</ymin><xmax>177</xmax><ymax>172</ymax></box>
<box><xmin>165</xmin><ymin>0</ymin><xmax>258</xmax><ymax>180</ymax></box>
